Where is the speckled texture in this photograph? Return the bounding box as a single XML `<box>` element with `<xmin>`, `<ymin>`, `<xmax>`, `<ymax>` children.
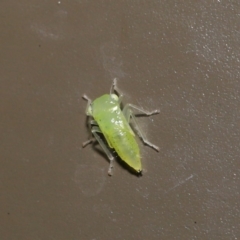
<box><xmin>0</xmin><ymin>1</ymin><xmax>239</xmax><ymax>239</ymax></box>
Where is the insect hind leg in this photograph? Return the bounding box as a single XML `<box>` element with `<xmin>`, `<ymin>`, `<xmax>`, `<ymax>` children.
<box><xmin>122</xmin><ymin>103</ymin><xmax>159</xmax><ymax>152</ymax></box>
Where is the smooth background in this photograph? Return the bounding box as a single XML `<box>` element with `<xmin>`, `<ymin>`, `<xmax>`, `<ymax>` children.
<box><xmin>1</xmin><ymin>1</ymin><xmax>239</xmax><ymax>239</ymax></box>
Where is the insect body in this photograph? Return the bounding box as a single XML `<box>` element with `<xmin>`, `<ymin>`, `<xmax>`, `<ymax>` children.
<box><xmin>82</xmin><ymin>79</ymin><xmax>159</xmax><ymax>175</ymax></box>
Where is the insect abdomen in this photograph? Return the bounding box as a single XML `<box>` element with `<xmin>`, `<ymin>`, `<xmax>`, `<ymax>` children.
<box><xmin>110</xmin><ymin>130</ymin><xmax>142</xmax><ymax>172</ymax></box>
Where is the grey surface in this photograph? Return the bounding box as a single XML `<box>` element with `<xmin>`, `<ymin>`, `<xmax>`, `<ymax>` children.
<box><xmin>1</xmin><ymin>1</ymin><xmax>240</xmax><ymax>239</ymax></box>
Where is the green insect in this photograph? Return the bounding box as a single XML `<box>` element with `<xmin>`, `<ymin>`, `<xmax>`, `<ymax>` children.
<box><xmin>82</xmin><ymin>79</ymin><xmax>159</xmax><ymax>175</ymax></box>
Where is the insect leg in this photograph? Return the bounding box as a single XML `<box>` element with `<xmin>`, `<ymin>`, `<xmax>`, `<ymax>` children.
<box><xmin>91</xmin><ymin>126</ymin><xmax>115</xmax><ymax>176</ymax></box>
<box><xmin>82</xmin><ymin>138</ymin><xmax>95</xmax><ymax>147</ymax></box>
<box><xmin>82</xmin><ymin>95</ymin><xmax>97</xmax><ymax>147</ymax></box>
<box><xmin>90</xmin><ymin>120</ymin><xmax>98</xmax><ymax>125</ymax></box>
<box><xmin>82</xmin><ymin>94</ymin><xmax>92</xmax><ymax>116</ymax></box>
<box><xmin>110</xmin><ymin>78</ymin><xmax>123</xmax><ymax>103</ymax></box>
<box><xmin>122</xmin><ymin>104</ymin><xmax>159</xmax><ymax>152</ymax></box>
<box><xmin>82</xmin><ymin>119</ymin><xmax>100</xmax><ymax>147</ymax></box>
<box><xmin>82</xmin><ymin>119</ymin><xmax>95</xmax><ymax>147</ymax></box>
<box><xmin>123</xmin><ymin>103</ymin><xmax>160</xmax><ymax>116</ymax></box>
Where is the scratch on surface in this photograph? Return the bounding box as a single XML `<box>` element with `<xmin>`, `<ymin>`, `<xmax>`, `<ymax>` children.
<box><xmin>30</xmin><ymin>23</ymin><xmax>63</xmax><ymax>40</ymax></box>
<box><xmin>165</xmin><ymin>174</ymin><xmax>195</xmax><ymax>194</ymax></box>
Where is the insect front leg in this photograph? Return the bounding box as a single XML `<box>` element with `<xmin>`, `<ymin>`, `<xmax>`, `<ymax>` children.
<box><xmin>82</xmin><ymin>94</ymin><xmax>92</xmax><ymax>115</ymax></box>
<box><xmin>122</xmin><ymin>103</ymin><xmax>160</xmax><ymax>152</ymax></box>
<box><xmin>91</xmin><ymin>126</ymin><xmax>115</xmax><ymax>176</ymax></box>
<box><xmin>110</xmin><ymin>78</ymin><xmax>123</xmax><ymax>103</ymax></box>
<box><xmin>82</xmin><ymin>95</ymin><xmax>96</xmax><ymax>147</ymax></box>
<box><xmin>123</xmin><ymin>103</ymin><xmax>159</xmax><ymax>117</ymax></box>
